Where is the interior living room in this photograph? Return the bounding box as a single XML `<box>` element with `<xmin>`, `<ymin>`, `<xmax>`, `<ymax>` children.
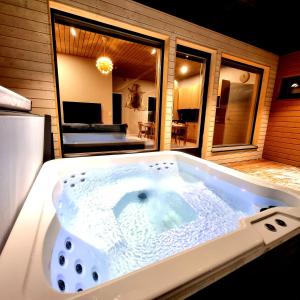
<box><xmin>54</xmin><ymin>22</ymin><xmax>162</xmax><ymax>156</ymax></box>
<box><xmin>213</xmin><ymin>59</ymin><xmax>262</xmax><ymax>148</ymax></box>
<box><xmin>171</xmin><ymin>47</ymin><xmax>205</xmax><ymax>150</ymax></box>
<box><xmin>0</xmin><ymin>0</ymin><xmax>300</xmax><ymax>299</ymax></box>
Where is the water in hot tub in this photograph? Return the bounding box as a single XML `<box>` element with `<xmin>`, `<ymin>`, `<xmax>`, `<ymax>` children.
<box><xmin>51</xmin><ymin>160</ymin><xmax>285</xmax><ymax>293</ymax></box>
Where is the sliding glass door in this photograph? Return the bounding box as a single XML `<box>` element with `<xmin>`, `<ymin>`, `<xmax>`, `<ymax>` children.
<box><xmin>212</xmin><ymin>58</ymin><xmax>263</xmax><ymax>150</ymax></box>
<box><xmin>51</xmin><ymin>10</ymin><xmax>164</xmax><ymax>157</ymax></box>
<box><xmin>171</xmin><ymin>45</ymin><xmax>211</xmax><ymax>157</ymax></box>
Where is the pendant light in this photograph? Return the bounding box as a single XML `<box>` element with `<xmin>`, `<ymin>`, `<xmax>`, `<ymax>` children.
<box><xmin>96</xmin><ymin>36</ymin><xmax>113</xmax><ymax>75</ymax></box>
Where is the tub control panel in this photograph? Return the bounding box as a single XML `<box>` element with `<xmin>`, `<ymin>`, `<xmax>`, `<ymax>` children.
<box><xmin>252</xmin><ymin>212</ymin><xmax>299</xmax><ymax>246</ymax></box>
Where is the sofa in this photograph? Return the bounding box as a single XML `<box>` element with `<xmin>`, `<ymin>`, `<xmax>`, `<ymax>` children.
<box><xmin>62</xmin><ymin>123</ymin><xmax>128</xmax><ymax>134</ymax></box>
<box><xmin>61</xmin><ymin>123</ymin><xmax>146</xmax><ymax>154</ymax></box>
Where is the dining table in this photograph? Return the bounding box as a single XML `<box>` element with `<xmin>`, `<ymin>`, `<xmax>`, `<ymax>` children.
<box><xmin>172</xmin><ymin>122</ymin><xmax>188</xmax><ymax>145</ymax></box>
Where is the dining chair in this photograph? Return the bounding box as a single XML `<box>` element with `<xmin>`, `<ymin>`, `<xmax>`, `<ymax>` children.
<box><xmin>138</xmin><ymin>122</ymin><xmax>146</xmax><ymax>138</ymax></box>
<box><xmin>144</xmin><ymin>122</ymin><xmax>155</xmax><ymax>139</ymax></box>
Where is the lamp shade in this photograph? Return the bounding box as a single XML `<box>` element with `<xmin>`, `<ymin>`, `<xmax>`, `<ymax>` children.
<box><xmin>96</xmin><ymin>56</ymin><xmax>113</xmax><ymax>74</ymax></box>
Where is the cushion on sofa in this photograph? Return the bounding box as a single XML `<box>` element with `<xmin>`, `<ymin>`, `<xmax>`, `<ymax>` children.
<box><xmin>62</xmin><ymin>123</ymin><xmax>128</xmax><ymax>134</ymax></box>
<box><xmin>62</xmin><ymin>123</ymin><xmax>90</xmax><ymax>133</ymax></box>
<box><xmin>89</xmin><ymin>124</ymin><xmax>127</xmax><ymax>133</ymax></box>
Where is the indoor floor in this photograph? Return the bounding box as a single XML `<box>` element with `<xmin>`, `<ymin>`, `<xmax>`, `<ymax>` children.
<box><xmin>171</xmin><ymin>141</ymin><xmax>197</xmax><ymax>149</ymax></box>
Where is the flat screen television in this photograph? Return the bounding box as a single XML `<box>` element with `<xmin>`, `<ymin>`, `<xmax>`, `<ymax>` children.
<box><xmin>63</xmin><ymin>101</ymin><xmax>102</xmax><ymax>124</ymax></box>
<box><xmin>177</xmin><ymin>109</ymin><xmax>199</xmax><ymax>122</ymax></box>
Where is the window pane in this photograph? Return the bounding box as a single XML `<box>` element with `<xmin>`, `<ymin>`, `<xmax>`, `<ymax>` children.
<box><xmin>54</xmin><ymin>22</ymin><xmax>162</xmax><ymax>156</ymax></box>
<box><xmin>213</xmin><ymin>60</ymin><xmax>262</xmax><ymax>147</ymax></box>
<box><xmin>279</xmin><ymin>76</ymin><xmax>300</xmax><ymax>99</ymax></box>
<box><xmin>171</xmin><ymin>52</ymin><xmax>205</xmax><ymax>149</ymax></box>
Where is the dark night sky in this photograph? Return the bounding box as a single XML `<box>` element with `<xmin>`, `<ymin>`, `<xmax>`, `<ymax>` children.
<box><xmin>134</xmin><ymin>0</ymin><xmax>300</xmax><ymax>55</ymax></box>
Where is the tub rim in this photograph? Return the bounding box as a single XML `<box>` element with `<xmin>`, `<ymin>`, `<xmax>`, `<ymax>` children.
<box><xmin>0</xmin><ymin>151</ymin><xmax>299</xmax><ymax>300</ymax></box>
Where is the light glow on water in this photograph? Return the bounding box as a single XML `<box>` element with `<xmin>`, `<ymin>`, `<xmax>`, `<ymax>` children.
<box><xmin>51</xmin><ymin>160</ymin><xmax>286</xmax><ymax>292</ymax></box>
<box><xmin>113</xmin><ymin>189</ymin><xmax>198</xmax><ymax>245</ymax></box>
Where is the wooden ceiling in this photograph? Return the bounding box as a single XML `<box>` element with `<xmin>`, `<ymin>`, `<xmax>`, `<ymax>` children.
<box><xmin>175</xmin><ymin>57</ymin><xmax>203</xmax><ymax>81</ymax></box>
<box><xmin>55</xmin><ymin>24</ymin><xmax>157</xmax><ymax>81</ymax></box>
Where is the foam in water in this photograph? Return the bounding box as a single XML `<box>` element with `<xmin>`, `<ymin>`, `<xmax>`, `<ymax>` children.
<box><xmin>52</xmin><ymin>160</ymin><xmax>285</xmax><ymax>292</ymax></box>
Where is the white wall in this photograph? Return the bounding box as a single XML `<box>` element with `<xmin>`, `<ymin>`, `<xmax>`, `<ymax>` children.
<box><xmin>219</xmin><ymin>66</ymin><xmax>256</xmax><ymax>88</ymax></box>
<box><xmin>57</xmin><ymin>54</ymin><xmax>112</xmax><ymax>124</ymax></box>
<box><xmin>113</xmin><ymin>77</ymin><xmax>156</xmax><ymax>135</ymax></box>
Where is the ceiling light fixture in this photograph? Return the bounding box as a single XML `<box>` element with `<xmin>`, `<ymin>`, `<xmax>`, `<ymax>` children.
<box><xmin>180</xmin><ymin>65</ymin><xmax>188</xmax><ymax>74</ymax></box>
<box><xmin>151</xmin><ymin>48</ymin><xmax>157</xmax><ymax>55</ymax></box>
<box><xmin>96</xmin><ymin>57</ymin><xmax>113</xmax><ymax>74</ymax></box>
<box><xmin>96</xmin><ymin>37</ymin><xmax>113</xmax><ymax>75</ymax></box>
<box><xmin>70</xmin><ymin>27</ymin><xmax>76</xmax><ymax>37</ymax></box>
<box><xmin>291</xmin><ymin>83</ymin><xmax>299</xmax><ymax>88</ymax></box>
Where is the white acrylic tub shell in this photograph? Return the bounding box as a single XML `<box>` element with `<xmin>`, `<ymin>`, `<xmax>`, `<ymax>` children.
<box><xmin>0</xmin><ymin>151</ymin><xmax>300</xmax><ymax>300</ymax></box>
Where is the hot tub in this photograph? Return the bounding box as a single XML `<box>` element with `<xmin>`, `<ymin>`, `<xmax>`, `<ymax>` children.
<box><xmin>0</xmin><ymin>151</ymin><xmax>300</xmax><ymax>299</ymax></box>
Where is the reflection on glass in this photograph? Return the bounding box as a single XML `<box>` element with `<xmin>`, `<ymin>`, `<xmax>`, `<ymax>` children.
<box><xmin>279</xmin><ymin>76</ymin><xmax>300</xmax><ymax>99</ymax></box>
<box><xmin>171</xmin><ymin>53</ymin><xmax>205</xmax><ymax>149</ymax></box>
<box><xmin>54</xmin><ymin>22</ymin><xmax>162</xmax><ymax>156</ymax></box>
<box><xmin>213</xmin><ymin>60</ymin><xmax>262</xmax><ymax>147</ymax></box>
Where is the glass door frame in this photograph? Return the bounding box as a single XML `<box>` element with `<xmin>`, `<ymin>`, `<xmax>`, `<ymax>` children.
<box><xmin>50</xmin><ymin>9</ymin><xmax>165</xmax><ymax>157</ymax></box>
<box><xmin>212</xmin><ymin>57</ymin><xmax>264</xmax><ymax>151</ymax></box>
<box><xmin>172</xmin><ymin>44</ymin><xmax>211</xmax><ymax>157</ymax></box>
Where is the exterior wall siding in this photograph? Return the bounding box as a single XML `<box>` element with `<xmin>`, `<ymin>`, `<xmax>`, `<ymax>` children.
<box><xmin>263</xmin><ymin>51</ymin><xmax>300</xmax><ymax>167</ymax></box>
<box><xmin>0</xmin><ymin>0</ymin><xmax>279</xmax><ymax>162</ymax></box>
<box><xmin>0</xmin><ymin>0</ymin><xmax>61</xmax><ymax>157</ymax></box>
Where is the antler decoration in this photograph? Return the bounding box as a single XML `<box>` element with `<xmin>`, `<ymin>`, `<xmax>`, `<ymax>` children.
<box><xmin>125</xmin><ymin>83</ymin><xmax>146</xmax><ymax>111</ymax></box>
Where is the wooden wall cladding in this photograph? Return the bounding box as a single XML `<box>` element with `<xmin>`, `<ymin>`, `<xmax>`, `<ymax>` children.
<box><xmin>263</xmin><ymin>51</ymin><xmax>300</xmax><ymax>166</ymax></box>
<box><xmin>0</xmin><ymin>0</ymin><xmax>61</xmax><ymax>157</ymax></box>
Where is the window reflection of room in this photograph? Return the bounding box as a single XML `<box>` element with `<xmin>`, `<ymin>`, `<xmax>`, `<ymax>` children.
<box><xmin>54</xmin><ymin>22</ymin><xmax>162</xmax><ymax>156</ymax></box>
<box><xmin>212</xmin><ymin>59</ymin><xmax>263</xmax><ymax>148</ymax></box>
<box><xmin>171</xmin><ymin>53</ymin><xmax>204</xmax><ymax>149</ymax></box>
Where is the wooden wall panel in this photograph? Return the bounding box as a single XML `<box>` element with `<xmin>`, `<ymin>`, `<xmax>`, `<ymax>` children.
<box><xmin>263</xmin><ymin>51</ymin><xmax>300</xmax><ymax>166</ymax></box>
<box><xmin>0</xmin><ymin>0</ymin><xmax>61</xmax><ymax>157</ymax></box>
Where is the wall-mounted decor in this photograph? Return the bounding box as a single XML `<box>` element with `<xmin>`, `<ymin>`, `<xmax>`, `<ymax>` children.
<box><xmin>240</xmin><ymin>71</ymin><xmax>250</xmax><ymax>83</ymax></box>
<box><xmin>279</xmin><ymin>76</ymin><xmax>300</xmax><ymax>99</ymax></box>
<box><xmin>125</xmin><ymin>83</ymin><xmax>146</xmax><ymax>111</ymax></box>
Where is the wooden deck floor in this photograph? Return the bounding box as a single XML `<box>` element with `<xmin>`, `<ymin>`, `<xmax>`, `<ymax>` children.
<box><xmin>223</xmin><ymin>159</ymin><xmax>300</xmax><ymax>192</ymax></box>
